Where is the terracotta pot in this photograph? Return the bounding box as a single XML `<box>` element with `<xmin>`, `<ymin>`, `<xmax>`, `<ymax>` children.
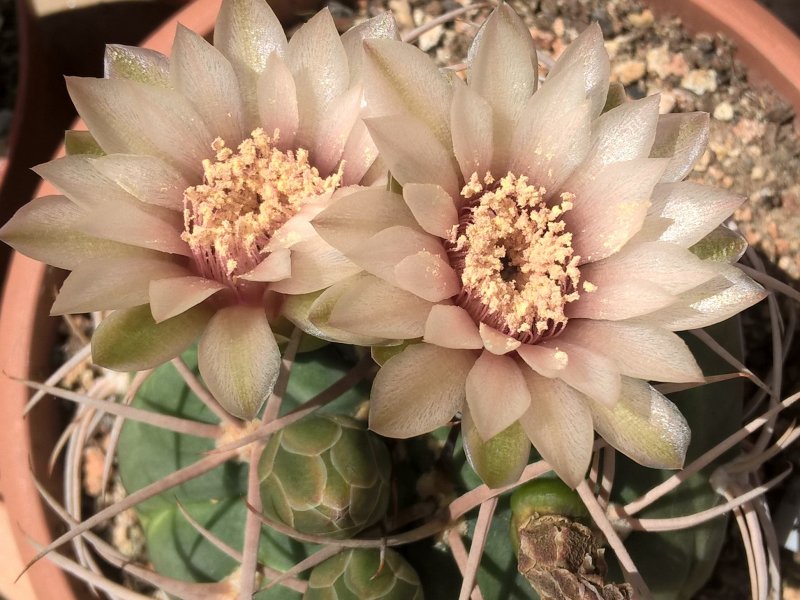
<box><xmin>0</xmin><ymin>1</ymin><xmax>797</xmax><ymax>599</ymax></box>
<box><xmin>647</xmin><ymin>0</ymin><xmax>800</xmax><ymax>116</ymax></box>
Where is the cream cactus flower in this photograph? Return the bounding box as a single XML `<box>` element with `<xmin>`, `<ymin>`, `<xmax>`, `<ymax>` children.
<box><xmin>0</xmin><ymin>0</ymin><xmax>398</xmax><ymax>420</ymax></box>
<box><xmin>312</xmin><ymin>5</ymin><xmax>766</xmax><ymax>487</ymax></box>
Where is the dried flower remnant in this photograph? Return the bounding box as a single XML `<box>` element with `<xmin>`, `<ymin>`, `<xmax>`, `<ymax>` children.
<box><xmin>312</xmin><ymin>4</ymin><xmax>766</xmax><ymax>488</ymax></box>
<box><xmin>0</xmin><ymin>0</ymin><xmax>399</xmax><ymax>420</ymax></box>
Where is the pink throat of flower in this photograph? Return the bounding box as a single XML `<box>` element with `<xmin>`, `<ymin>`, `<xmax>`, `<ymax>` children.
<box><xmin>181</xmin><ymin>129</ymin><xmax>342</xmax><ymax>290</ymax></box>
<box><xmin>446</xmin><ymin>172</ymin><xmax>586</xmax><ymax>345</ymax></box>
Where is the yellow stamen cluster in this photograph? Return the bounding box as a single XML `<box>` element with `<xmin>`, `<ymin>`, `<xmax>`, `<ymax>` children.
<box><xmin>182</xmin><ymin>128</ymin><xmax>342</xmax><ymax>286</ymax></box>
<box><xmin>451</xmin><ymin>172</ymin><xmax>582</xmax><ymax>341</ymax></box>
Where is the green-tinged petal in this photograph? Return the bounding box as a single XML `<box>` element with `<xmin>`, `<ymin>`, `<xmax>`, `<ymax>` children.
<box><xmin>64</xmin><ymin>131</ymin><xmax>104</xmax><ymax>156</ymax></box>
<box><xmin>197</xmin><ymin>304</ymin><xmax>281</xmax><ymax>420</ymax></box>
<box><xmin>689</xmin><ymin>226</ymin><xmax>748</xmax><ymax>263</ymax></box>
<box><xmin>650</xmin><ymin>112</ymin><xmax>710</xmax><ymax>182</ymax></box>
<box><xmin>371</xmin><ymin>339</ymin><xmax>417</xmax><ymax>366</ymax></box>
<box><xmin>0</xmin><ymin>196</ymin><xmax>157</xmax><ymax>270</ymax></box>
<box><xmin>462</xmin><ymin>405</ymin><xmax>530</xmax><ymax>489</ymax></box>
<box><xmin>104</xmin><ymin>44</ymin><xmax>170</xmax><ymax>85</ymax></box>
<box><xmin>282</xmin><ymin>286</ymin><xmax>394</xmax><ymax>346</ymax></box>
<box><xmin>588</xmin><ymin>377</ymin><xmax>690</xmax><ymax>469</ymax></box>
<box><xmin>602</xmin><ymin>81</ymin><xmax>626</xmax><ymax>113</ymax></box>
<box><xmin>92</xmin><ymin>303</ymin><xmax>213</xmax><ymax>372</ymax></box>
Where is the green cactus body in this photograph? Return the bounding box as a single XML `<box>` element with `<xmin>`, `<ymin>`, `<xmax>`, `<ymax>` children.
<box><xmin>258</xmin><ymin>414</ymin><xmax>391</xmax><ymax>539</ymax></box>
<box><xmin>304</xmin><ymin>549</ymin><xmax>424</xmax><ymax>600</ymax></box>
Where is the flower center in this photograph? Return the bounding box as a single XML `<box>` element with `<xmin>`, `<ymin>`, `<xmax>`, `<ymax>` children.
<box><xmin>447</xmin><ymin>172</ymin><xmax>586</xmax><ymax>344</ymax></box>
<box><xmin>182</xmin><ymin>128</ymin><xmax>342</xmax><ymax>287</ymax></box>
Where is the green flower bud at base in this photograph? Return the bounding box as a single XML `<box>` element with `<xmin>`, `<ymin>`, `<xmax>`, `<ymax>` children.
<box><xmin>258</xmin><ymin>414</ymin><xmax>391</xmax><ymax>539</ymax></box>
<box><xmin>304</xmin><ymin>549</ymin><xmax>423</xmax><ymax>600</ymax></box>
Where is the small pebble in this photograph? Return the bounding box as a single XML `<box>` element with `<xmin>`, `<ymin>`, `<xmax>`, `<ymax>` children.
<box><xmin>388</xmin><ymin>0</ymin><xmax>414</xmax><ymax>29</ymax></box>
<box><xmin>627</xmin><ymin>9</ymin><xmax>654</xmax><ymax>28</ymax></box>
<box><xmin>713</xmin><ymin>101</ymin><xmax>735</xmax><ymax>122</ymax></box>
<box><xmin>681</xmin><ymin>69</ymin><xmax>718</xmax><ymax>95</ymax></box>
<box><xmin>751</xmin><ymin>165</ymin><xmax>765</xmax><ymax>181</ymax></box>
<box><xmin>658</xmin><ymin>91</ymin><xmax>676</xmax><ymax>114</ymax></box>
<box><xmin>612</xmin><ymin>59</ymin><xmax>646</xmax><ymax>85</ymax></box>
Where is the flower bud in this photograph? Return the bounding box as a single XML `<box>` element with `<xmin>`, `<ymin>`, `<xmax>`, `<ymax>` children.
<box><xmin>258</xmin><ymin>414</ymin><xmax>391</xmax><ymax>539</ymax></box>
<box><xmin>304</xmin><ymin>549</ymin><xmax>423</xmax><ymax>600</ymax></box>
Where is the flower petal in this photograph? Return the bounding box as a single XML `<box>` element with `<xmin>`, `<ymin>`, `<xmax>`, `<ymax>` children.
<box><xmin>516</xmin><ymin>343</ymin><xmax>569</xmax><ymax>377</ymax></box>
<box><xmin>462</xmin><ymin>404</ymin><xmax>531</xmax><ymax>488</ymax></box>
<box><xmin>257</xmin><ymin>52</ymin><xmax>299</xmax><ymax>149</ymax></box>
<box><xmin>467</xmin><ymin>4</ymin><xmax>536</xmax><ymax>169</ymax></box>
<box><xmin>171</xmin><ymin>25</ymin><xmax>245</xmax><ymax>146</ymax></box>
<box><xmin>639</xmin><ymin>265</ymin><xmax>766</xmax><ymax>331</ymax></box>
<box><xmin>51</xmin><ymin>256</ymin><xmax>188</xmax><ymax>315</ymax></box>
<box><xmin>149</xmin><ymin>276</ymin><xmax>226</xmax><ymax>323</ymax></box>
<box><xmin>240</xmin><ymin>248</ymin><xmax>292</xmax><ymax>282</ymax></box>
<box><xmin>34</xmin><ymin>155</ymin><xmax>139</xmax><ymax>211</ymax></box>
<box><xmin>370</xmin><ymin>343</ymin><xmax>475</xmax><ymax>438</ymax></box>
<box><xmin>287</xmin><ymin>9</ymin><xmax>349</xmax><ymax>149</ymax></box>
<box><xmin>363</xmin><ymin>38</ymin><xmax>453</xmax><ymax>147</ymax></box>
<box><xmin>340</xmin><ymin>119</ymin><xmax>380</xmax><ymax>185</ymax></box>
<box><xmin>269</xmin><ymin>236</ymin><xmax>361</xmax><ymax>294</ymax></box>
<box><xmin>450</xmin><ymin>83</ymin><xmax>494</xmax><ymax>180</ymax></box>
<box><xmin>509</xmin><ymin>95</ymin><xmax>591</xmax><ymax>194</ymax></box>
<box><xmin>564</xmin><ymin>158</ymin><xmax>668</xmax><ymax>263</ymax></box>
<box><xmin>0</xmin><ymin>195</ymin><xmax>156</xmax><ymax>270</ymax></box>
<box><xmin>539</xmin><ymin>340</ymin><xmax>621</xmax><ymax>407</ymax></box>
<box><xmin>403</xmin><ymin>183</ymin><xmax>459</xmax><ymax>238</ymax></box>
<box><xmin>579</xmin><ymin>241</ymin><xmax>719</xmax><ymax>296</ymax></box>
<box><xmin>198</xmin><ymin>304</ymin><xmax>281</xmax><ymax>420</ymax></box>
<box><xmin>395</xmin><ymin>251</ymin><xmax>461</xmax><ymax>302</ymax></box>
<box><xmin>340</xmin><ymin>12</ymin><xmax>399</xmax><ymax>86</ymax></box>
<box><xmin>309</xmin><ymin>84</ymin><xmax>363</xmax><ymax>178</ymax></box>
<box><xmin>91</xmin><ymin>154</ymin><xmax>189</xmax><ymax>211</ymax></box>
<box><xmin>465</xmin><ymin>351</ymin><xmax>531</xmax><ymax>440</ymax></box>
<box><xmin>289</xmin><ymin>279</ymin><xmax>393</xmax><ymax>346</ymax></box>
<box><xmin>365</xmin><ymin>114</ymin><xmax>460</xmax><ymax>197</ymax></box>
<box><xmin>545</xmin><ymin>22</ymin><xmax>610</xmax><ymax>117</ymax></box>
<box><xmin>566</xmin><ymin>278</ymin><xmax>675</xmax><ymax>321</ymax></box>
<box><xmin>104</xmin><ymin>44</ymin><xmax>169</xmax><ymax>85</ymax></box>
<box><xmin>587</xmin><ymin>94</ymin><xmax>660</xmax><ymax>168</ymax></box>
<box><xmin>328</xmin><ymin>273</ymin><xmax>433</xmax><ymax>339</ymax></box>
<box><xmin>518</xmin><ymin>370</ymin><xmax>593</xmax><ymax>488</ymax></box>
<box><xmin>347</xmin><ymin>225</ymin><xmax>447</xmax><ymax>286</ymax></box>
<box><xmin>644</xmin><ymin>182</ymin><xmax>744</xmax><ymax>248</ymax></box>
<box><xmin>92</xmin><ymin>303</ymin><xmax>212</xmax><ymax>372</ymax></box>
<box><xmin>313</xmin><ymin>188</ymin><xmax>419</xmax><ymax>254</ymax></box>
<box><xmin>479</xmin><ymin>324</ymin><xmax>522</xmax><ymax>355</ymax></box>
<box><xmin>424</xmin><ymin>304</ymin><xmax>483</xmax><ymax>349</ymax></box>
<box><xmin>650</xmin><ymin>112</ymin><xmax>710</xmax><ymax>183</ymax></box>
<box><xmin>66</xmin><ymin>77</ymin><xmax>213</xmax><ymax>177</ymax></box>
<box><xmin>558</xmin><ymin>320</ymin><xmax>703</xmax><ymax>383</ymax></box>
<box><xmin>588</xmin><ymin>377</ymin><xmax>690</xmax><ymax>469</ymax></box>
<box><xmin>214</xmin><ymin>0</ymin><xmax>286</xmax><ymax>129</ymax></box>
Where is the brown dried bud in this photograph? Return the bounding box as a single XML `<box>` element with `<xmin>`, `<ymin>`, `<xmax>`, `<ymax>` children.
<box><xmin>517</xmin><ymin>514</ymin><xmax>633</xmax><ymax>600</ymax></box>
